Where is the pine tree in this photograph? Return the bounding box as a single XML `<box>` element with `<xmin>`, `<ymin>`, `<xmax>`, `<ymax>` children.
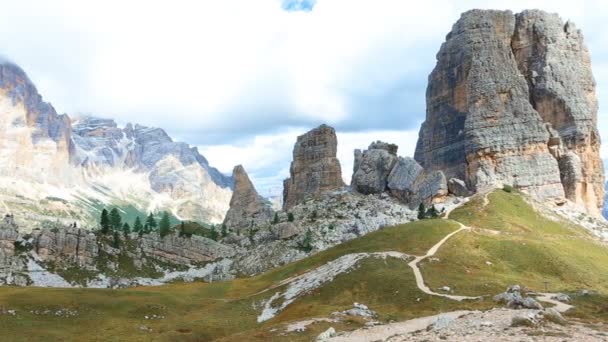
<box><xmin>221</xmin><ymin>224</ymin><xmax>227</xmax><ymax>237</ymax></box>
<box><xmin>100</xmin><ymin>209</ymin><xmax>110</xmax><ymax>234</ymax></box>
<box><xmin>109</xmin><ymin>208</ymin><xmax>122</xmax><ymax>231</ymax></box>
<box><xmin>133</xmin><ymin>217</ymin><xmax>143</xmax><ymax>233</ymax></box>
<box><xmin>143</xmin><ymin>223</ymin><xmax>149</xmax><ymax>234</ymax></box>
<box><xmin>417</xmin><ymin>203</ymin><xmax>426</xmax><ymax>220</ymax></box>
<box><xmin>272</xmin><ymin>212</ymin><xmax>279</xmax><ymax>224</ymax></box>
<box><xmin>298</xmin><ymin>230</ymin><xmax>313</xmax><ymax>252</ymax></box>
<box><xmin>287</xmin><ymin>212</ymin><xmax>295</xmax><ymax>222</ymax></box>
<box><xmin>159</xmin><ymin>212</ymin><xmax>171</xmax><ymax>238</ymax></box>
<box><xmin>122</xmin><ymin>222</ymin><xmax>131</xmax><ymax>237</ymax></box>
<box><xmin>179</xmin><ymin>221</ymin><xmax>186</xmax><ymax>237</ymax></box>
<box><xmin>210</xmin><ymin>226</ymin><xmax>219</xmax><ymax>241</ymax></box>
<box><xmin>112</xmin><ymin>230</ymin><xmax>120</xmax><ymax>248</ymax></box>
<box><xmin>428</xmin><ymin>205</ymin><xmax>439</xmax><ymax>218</ymax></box>
<box><xmin>146</xmin><ymin>213</ymin><xmax>157</xmax><ymax>231</ymax></box>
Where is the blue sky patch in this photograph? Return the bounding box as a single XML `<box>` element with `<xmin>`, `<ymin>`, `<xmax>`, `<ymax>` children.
<box><xmin>282</xmin><ymin>0</ymin><xmax>317</xmax><ymax>12</ymax></box>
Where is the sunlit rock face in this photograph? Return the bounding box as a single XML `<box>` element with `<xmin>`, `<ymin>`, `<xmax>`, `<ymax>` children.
<box><xmin>0</xmin><ymin>61</ymin><xmax>232</xmax><ymax>226</ymax></box>
<box><xmin>415</xmin><ymin>9</ymin><xmax>604</xmax><ymax>215</ymax></box>
<box><xmin>0</xmin><ymin>62</ymin><xmax>73</xmax><ymax>183</ymax></box>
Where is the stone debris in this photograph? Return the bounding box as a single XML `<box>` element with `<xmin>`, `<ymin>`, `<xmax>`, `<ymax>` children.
<box><xmin>257</xmin><ymin>252</ymin><xmax>410</xmax><ymax>322</ymax></box>
<box><xmin>316</xmin><ymin>327</ymin><xmax>336</xmax><ymax>341</ymax></box>
<box><xmin>332</xmin><ymin>303</ymin><xmax>378</xmax><ymax>319</ymax></box>
<box><xmin>331</xmin><ymin>308</ymin><xmax>601</xmax><ymax>342</ymax></box>
<box><xmin>30</xmin><ymin>308</ymin><xmax>78</xmax><ymax>318</ymax></box>
<box><xmin>493</xmin><ymin>285</ymin><xmax>543</xmax><ymax>310</ymax></box>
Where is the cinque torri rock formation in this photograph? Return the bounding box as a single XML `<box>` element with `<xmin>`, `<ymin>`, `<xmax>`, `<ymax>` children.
<box><xmin>415</xmin><ymin>9</ymin><xmax>605</xmax><ymax>215</ymax></box>
<box><xmin>283</xmin><ymin>124</ymin><xmax>345</xmax><ymax>210</ymax></box>
<box><xmin>0</xmin><ymin>61</ymin><xmax>232</xmax><ymax>227</ymax></box>
<box><xmin>223</xmin><ymin>165</ymin><xmax>274</xmax><ymax>233</ymax></box>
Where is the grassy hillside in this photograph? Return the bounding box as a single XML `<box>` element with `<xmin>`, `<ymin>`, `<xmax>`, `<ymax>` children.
<box><xmin>422</xmin><ymin>190</ymin><xmax>608</xmax><ymax>295</ymax></box>
<box><xmin>0</xmin><ymin>191</ymin><xmax>606</xmax><ymax>341</ymax></box>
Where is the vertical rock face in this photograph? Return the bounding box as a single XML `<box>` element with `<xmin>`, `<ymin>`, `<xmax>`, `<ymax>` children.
<box><xmin>415</xmin><ymin>9</ymin><xmax>604</xmax><ymax>215</ymax></box>
<box><xmin>283</xmin><ymin>124</ymin><xmax>345</xmax><ymax>210</ymax></box>
<box><xmin>0</xmin><ymin>62</ymin><xmax>73</xmax><ymax>182</ymax></box>
<box><xmin>224</xmin><ymin>165</ymin><xmax>273</xmax><ymax>233</ymax></box>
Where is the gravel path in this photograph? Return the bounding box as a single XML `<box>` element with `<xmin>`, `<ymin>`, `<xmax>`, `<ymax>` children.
<box><xmin>328</xmin><ymin>310</ymin><xmax>473</xmax><ymax>342</ymax></box>
<box><xmin>407</xmin><ymin>223</ymin><xmax>480</xmax><ymax>301</ymax></box>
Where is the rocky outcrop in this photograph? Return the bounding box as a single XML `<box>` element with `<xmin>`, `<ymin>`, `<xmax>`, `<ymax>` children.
<box><xmin>33</xmin><ymin>227</ymin><xmax>99</xmax><ymax>266</ymax></box>
<box><xmin>283</xmin><ymin>125</ymin><xmax>345</xmax><ymax>210</ymax></box>
<box><xmin>138</xmin><ymin>233</ymin><xmax>235</xmax><ymax>265</ymax></box>
<box><xmin>415</xmin><ymin>9</ymin><xmax>604</xmax><ymax>215</ymax></box>
<box><xmin>352</xmin><ymin>142</ymin><xmax>448</xmax><ymax>207</ymax></box>
<box><xmin>223</xmin><ymin>165</ymin><xmax>274</xmax><ymax>233</ymax></box>
<box><xmin>352</xmin><ymin>142</ymin><xmax>398</xmax><ymax>194</ymax></box>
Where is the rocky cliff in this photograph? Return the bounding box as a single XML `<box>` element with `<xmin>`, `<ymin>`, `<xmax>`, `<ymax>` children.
<box><xmin>223</xmin><ymin>165</ymin><xmax>274</xmax><ymax>233</ymax></box>
<box><xmin>283</xmin><ymin>124</ymin><xmax>345</xmax><ymax>210</ymax></box>
<box><xmin>0</xmin><ymin>62</ymin><xmax>73</xmax><ymax>183</ymax></box>
<box><xmin>415</xmin><ymin>9</ymin><xmax>604</xmax><ymax>215</ymax></box>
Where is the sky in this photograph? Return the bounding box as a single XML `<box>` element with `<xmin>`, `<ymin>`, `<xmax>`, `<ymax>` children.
<box><xmin>0</xmin><ymin>0</ymin><xmax>607</xmax><ymax>196</ymax></box>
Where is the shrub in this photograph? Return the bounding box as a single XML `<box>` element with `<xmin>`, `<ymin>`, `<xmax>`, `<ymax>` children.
<box><xmin>287</xmin><ymin>212</ymin><xmax>295</xmax><ymax>222</ymax></box>
<box><xmin>503</xmin><ymin>184</ymin><xmax>514</xmax><ymax>193</ymax></box>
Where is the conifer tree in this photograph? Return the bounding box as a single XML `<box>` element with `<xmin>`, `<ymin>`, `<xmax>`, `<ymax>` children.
<box><xmin>146</xmin><ymin>213</ymin><xmax>157</xmax><ymax>231</ymax></box>
<box><xmin>221</xmin><ymin>224</ymin><xmax>227</xmax><ymax>237</ymax></box>
<box><xmin>417</xmin><ymin>203</ymin><xmax>426</xmax><ymax>220</ymax></box>
<box><xmin>159</xmin><ymin>212</ymin><xmax>171</xmax><ymax>238</ymax></box>
<box><xmin>100</xmin><ymin>209</ymin><xmax>110</xmax><ymax>234</ymax></box>
<box><xmin>210</xmin><ymin>226</ymin><xmax>219</xmax><ymax>241</ymax></box>
<box><xmin>109</xmin><ymin>208</ymin><xmax>122</xmax><ymax>231</ymax></box>
<box><xmin>272</xmin><ymin>212</ymin><xmax>279</xmax><ymax>224</ymax></box>
<box><xmin>133</xmin><ymin>217</ymin><xmax>143</xmax><ymax>233</ymax></box>
<box><xmin>112</xmin><ymin>230</ymin><xmax>120</xmax><ymax>248</ymax></box>
<box><xmin>122</xmin><ymin>222</ymin><xmax>131</xmax><ymax>237</ymax></box>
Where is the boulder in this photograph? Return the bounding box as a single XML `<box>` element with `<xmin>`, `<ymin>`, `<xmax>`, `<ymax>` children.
<box><xmin>387</xmin><ymin>157</ymin><xmax>423</xmax><ymax>201</ymax></box>
<box><xmin>543</xmin><ymin>308</ymin><xmax>567</xmax><ymax>325</ymax></box>
<box><xmin>351</xmin><ymin>142</ymin><xmax>398</xmax><ymax>194</ymax></box>
<box><xmin>271</xmin><ymin>222</ymin><xmax>302</xmax><ymax>240</ymax></box>
<box><xmin>511</xmin><ymin>313</ymin><xmax>537</xmax><ymax>327</ymax></box>
<box><xmin>315</xmin><ymin>327</ymin><xmax>336</xmax><ymax>341</ymax></box>
<box><xmin>283</xmin><ymin>125</ymin><xmax>345</xmax><ymax>210</ymax></box>
<box><xmin>448</xmin><ymin>178</ymin><xmax>469</xmax><ymax>197</ymax></box>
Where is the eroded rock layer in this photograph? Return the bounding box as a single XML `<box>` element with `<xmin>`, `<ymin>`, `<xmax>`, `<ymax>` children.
<box><xmin>283</xmin><ymin>124</ymin><xmax>345</xmax><ymax>210</ymax></box>
<box><xmin>415</xmin><ymin>9</ymin><xmax>604</xmax><ymax>214</ymax></box>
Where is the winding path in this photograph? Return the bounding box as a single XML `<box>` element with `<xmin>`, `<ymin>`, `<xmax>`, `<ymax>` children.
<box><xmin>407</xmin><ymin>223</ymin><xmax>479</xmax><ymax>301</ymax></box>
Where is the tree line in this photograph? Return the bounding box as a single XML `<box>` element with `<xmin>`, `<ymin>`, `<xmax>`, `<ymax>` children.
<box><xmin>99</xmin><ymin>208</ymin><xmax>172</xmax><ymax>238</ymax></box>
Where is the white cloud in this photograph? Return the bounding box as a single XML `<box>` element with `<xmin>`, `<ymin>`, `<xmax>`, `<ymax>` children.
<box><xmin>1</xmin><ymin>0</ymin><xmax>608</xmax><ymax>189</ymax></box>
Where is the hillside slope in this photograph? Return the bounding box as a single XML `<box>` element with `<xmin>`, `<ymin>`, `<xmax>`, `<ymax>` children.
<box><xmin>0</xmin><ymin>190</ymin><xmax>606</xmax><ymax>341</ymax></box>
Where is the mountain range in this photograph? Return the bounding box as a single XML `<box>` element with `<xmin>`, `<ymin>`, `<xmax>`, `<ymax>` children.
<box><xmin>0</xmin><ymin>62</ymin><xmax>233</xmax><ymax>229</ymax></box>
